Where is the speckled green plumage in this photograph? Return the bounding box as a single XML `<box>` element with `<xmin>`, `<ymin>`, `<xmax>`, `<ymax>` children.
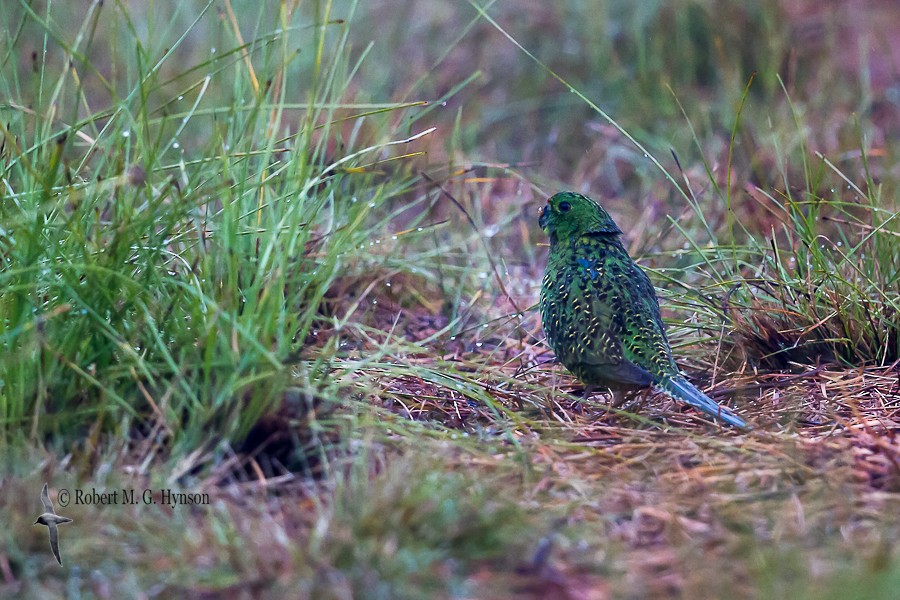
<box><xmin>539</xmin><ymin>192</ymin><xmax>749</xmax><ymax>429</ymax></box>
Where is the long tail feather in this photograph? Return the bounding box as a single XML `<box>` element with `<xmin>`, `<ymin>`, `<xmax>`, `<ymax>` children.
<box><xmin>657</xmin><ymin>376</ymin><xmax>750</xmax><ymax>430</ymax></box>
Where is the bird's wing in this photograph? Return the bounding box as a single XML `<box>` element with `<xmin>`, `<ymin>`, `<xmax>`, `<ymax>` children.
<box><xmin>573</xmin><ymin>250</ymin><xmax>670</xmax><ymax>381</ymax></box>
<box><xmin>613</xmin><ymin>263</ymin><xmax>677</xmax><ymax>378</ymax></box>
<box><xmin>552</xmin><ymin>244</ymin><xmax>662</xmax><ymax>388</ymax></box>
<box><xmin>48</xmin><ymin>524</ymin><xmax>63</xmax><ymax>566</ymax></box>
<box><xmin>40</xmin><ymin>483</ymin><xmax>54</xmax><ymax>514</ymax></box>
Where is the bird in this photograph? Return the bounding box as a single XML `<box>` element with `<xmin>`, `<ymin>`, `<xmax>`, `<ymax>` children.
<box><xmin>34</xmin><ymin>483</ymin><xmax>73</xmax><ymax>566</ymax></box>
<box><xmin>538</xmin><ymin>191</ymin><xmax>749</xmax><ymax>429</ymax></box>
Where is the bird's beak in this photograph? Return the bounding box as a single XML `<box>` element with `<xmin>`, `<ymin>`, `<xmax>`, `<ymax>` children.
<box><xmin>538</xmin><ymin>204</ymin><xmax>549</xmax><ymax>231</ymax></box>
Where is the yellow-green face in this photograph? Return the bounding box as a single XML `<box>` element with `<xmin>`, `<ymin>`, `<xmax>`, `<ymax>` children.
<box><xmin>539</xmin><ymin>192</ymin><xmax>621</xmax><ymax>242</ymax></box>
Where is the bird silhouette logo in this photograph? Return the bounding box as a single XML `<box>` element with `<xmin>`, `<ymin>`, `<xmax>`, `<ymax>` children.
<box><xmin>34</xmin><ymin>483</ymin><xmax>73</xmax><ymax>566</ymax></box>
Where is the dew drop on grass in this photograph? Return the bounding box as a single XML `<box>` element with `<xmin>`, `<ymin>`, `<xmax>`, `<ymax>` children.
<box><xmin>441</xmin><ymin>101</ymin><xmax>447</xmax><ymax>107</ymax></box>
<box><xmin>391</xmin><ymin>235</ymin><xmax>397</xmax><ymax>240</ymax></box>
<box><xmin>475</xmin><ymin>342</ymin><xmax>483</xmax><ymax>348</ymax></box>
<box><xmin>450</xmin><ymin>336</ymin><xmax>456</xmax><ymax>341</ymax></box>
<box><xmin>173</xmin><ymin>142</ymin><xmax>180</xmax><ymax>149</ymax></box>
<box><xmin>122</xmin><ymin>131</ymin><xmax>130</xmax><ymax>138</ymax></box>
<box><xmin>178</xmin><ymin>95</ymin><xmax>184</xmax><ymax>101</ymax></box>
<box><xmin>211</xmin><ymin>47</ymin><xmax>216</xmax><ymax>54</ymax></box>
<box><xmin>385</xmin><ymin>281</ymin><xmax>391</xmax><ymax>287</ymax></box>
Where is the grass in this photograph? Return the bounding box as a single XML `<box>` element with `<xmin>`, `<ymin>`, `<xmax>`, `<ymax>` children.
<box><xmin>1</xmin><ymin>0</ymin><xmax>899</xmax><ymax>598</ymax></box>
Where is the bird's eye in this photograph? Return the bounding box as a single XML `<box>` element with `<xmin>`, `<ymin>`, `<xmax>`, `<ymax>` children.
<box><xmin>558</xmin><ymin>201</ymin><xmax>571</xmax><ymax>212</ymax></box>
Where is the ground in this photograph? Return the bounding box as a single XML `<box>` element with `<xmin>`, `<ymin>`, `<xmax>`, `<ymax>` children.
<box><xmin>1</xmin><ymin>1</ymin><xmax>899</xmax><ymax>598</ymax></box>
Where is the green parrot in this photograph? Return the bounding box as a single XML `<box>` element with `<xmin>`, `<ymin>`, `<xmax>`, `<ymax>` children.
<box><xmin>539</xmin><ymin>191</ymin><xmax>749</xmax><ymax>429</ymax></box>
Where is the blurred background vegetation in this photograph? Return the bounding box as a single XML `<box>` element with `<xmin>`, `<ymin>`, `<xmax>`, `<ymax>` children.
<box><xmin>1</xmin><ymin>0</ymin><xmax>898</xmax><ymax>598</ymax></box>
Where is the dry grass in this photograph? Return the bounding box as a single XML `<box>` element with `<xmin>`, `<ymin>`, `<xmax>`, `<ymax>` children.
<box><xmin>3</xmin><ymin>1</ymin><xmax>900</xmax><ymax>597</ymax></box>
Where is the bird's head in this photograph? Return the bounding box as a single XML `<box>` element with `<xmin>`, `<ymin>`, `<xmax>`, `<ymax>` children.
<box><xmin>539</xmin><ymin>192</ymin><xmax>621</xmax><ymax>244</ymax></box>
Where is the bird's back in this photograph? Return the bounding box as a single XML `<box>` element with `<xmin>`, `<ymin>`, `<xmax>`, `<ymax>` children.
<box><xmin>540</xmin><ymin>232</ymin><xmax>677</xmax><ymax>388</ymax></box>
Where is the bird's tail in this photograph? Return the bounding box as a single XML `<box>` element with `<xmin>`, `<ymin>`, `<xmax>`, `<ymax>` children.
<box><xmin>656</xmin><ymin>375</ymin><xmax>750</xmax><ymax>430</ymax></box>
